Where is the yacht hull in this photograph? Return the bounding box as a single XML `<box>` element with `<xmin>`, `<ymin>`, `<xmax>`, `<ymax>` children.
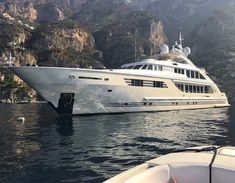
<box><xmin>11</xmin><ymin>66</ymin><xmax>230</xmax><ymax>115</ymax></box>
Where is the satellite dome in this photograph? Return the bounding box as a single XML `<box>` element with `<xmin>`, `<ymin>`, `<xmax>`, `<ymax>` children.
<box><xmin>160</xmin><ymin>45</ymin><xmax>169</xmax><ymax>54</ymax></box>
<box><xmin>183</xmin><ymin>47</ymin><xmax>191</xmax><ymax>57</ymax></box>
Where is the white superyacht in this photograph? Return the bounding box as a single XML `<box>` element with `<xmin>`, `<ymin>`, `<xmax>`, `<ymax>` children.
<box><xmin>11</xmin><ymin>34</ymin><xmax>230</xmax><ymax>115</ymax></box>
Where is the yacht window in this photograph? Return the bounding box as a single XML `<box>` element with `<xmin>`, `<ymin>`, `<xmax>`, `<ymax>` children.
<box><xmin>193</xmin><ymin>86</ymin><xmax>196</xmax><ymax>93</ymax></box>
<box><xmin>154</xmin><ymin>65</ymin><xmax>158</xmax><ymax>71</ymax></box>
<box><xmin>195</xmin><ymin>72</ymin><xmax>199</xmax><ymax>79</ymax></box>
<box><xmin>200</xmin><ymin>86</ymin><xmax>204</xmax><ymax>93</ymax></box>
<box><xmin>191</xmin><ymin>71</ymin><xmax>195</xmax><ymax>78</ymax></box>
<box><xmin>197</xmin><ymin>86</ymin><xmax>200</xmax><ymax>93</ymax></box>
<box><xmin>147</xmin><ymin>65</ymin><xmax>153</xmax><ymax>70</ymax></box>
<box><xmin>181</xmin><ymin>69</ymin><xmax>185</xmax><ymax>74</ymax></box>
<box><xmin>186</xmin><ymin>70</ymin><xmax>190</xmax><ymax>77</ymax></box>
<box><xmin>154</xmin><ymin>81</ymin><xmax>163</xmax><ymax>88</ymax></box>
<box><xmin>174</xmin><ymin>68</ymin><xmax>177</xmax><ymax>73</ymax></box>
<box><xmin>189</xmin><ymin>85</ymin><xmax>193</xmax><ymax>93</ymax></box>
<box><xmin>133</xmin><ymin>65</ymin><xmax>142</xmax><ymax>69</ymax></box>
<box><xmin>180</xmin><ymin>84</ymin><xmax>184</xmax><ymax>91</ymax></box>
<box><xmin>132</xmin><ymin>80</ymin><xmax>143</xmax><ymax>86</ymax></box>
<box><xmin>185</xmin><ymin>85</ymin><xmax>189</xmax><ymax>92</ymax></box>
<box><xmin>158</xmin><ymin>66</ymin><xmax>163</xmax><ymax>71</ymax></box>
<box><xmin>200</xmin><ymin>74</ymin><xmax>205</xmax><ymax>80</ymax></box>
<box><xmin>142</xmin><ymin>65</ymin><xmax>148</xmax><ymax>70</ymax></box>
<box><xmin>205</xmin><ymin>86</ymin><xmax>209</xmax><ymax>93</ymax></box>
<box><xmin>127</xmin><ymin>65</ymin><xmax>134</xmax><ymax>69</ymax></box>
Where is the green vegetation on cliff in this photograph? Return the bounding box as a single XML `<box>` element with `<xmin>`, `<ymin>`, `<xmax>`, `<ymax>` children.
<box><xmin>93</xmin><ymin>11</ymin><xmax>166</xmax><ymax>68</ymax></box>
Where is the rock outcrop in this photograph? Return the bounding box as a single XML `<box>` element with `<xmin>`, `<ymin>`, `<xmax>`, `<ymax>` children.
<box><xmin>93</xmin><ymin>11</ymin><xmax>167</xmax><ymax>68</ymax></box>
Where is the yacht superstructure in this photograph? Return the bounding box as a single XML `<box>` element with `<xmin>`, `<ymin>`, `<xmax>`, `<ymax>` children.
<box><xmin>11</xmin><ymin>34</ymin><xmax>229</xmax><ymax>115</ymax></box>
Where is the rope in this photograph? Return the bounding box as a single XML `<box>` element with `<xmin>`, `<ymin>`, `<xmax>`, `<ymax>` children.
<box><xmin>177</xmin><ymin>146</ymin><xmax>221</xmax><ymax>183</ymax></box>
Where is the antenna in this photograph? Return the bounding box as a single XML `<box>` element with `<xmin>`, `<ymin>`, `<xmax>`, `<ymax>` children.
<box><xmin>134</xmin><ymin>29</ymin><xmax>138</xmax><ymax>62</ymax></box>
<box><xmin>178</xmin><ymin>27</ymin><xmax>184</xmax><ymax>51</ymax></box>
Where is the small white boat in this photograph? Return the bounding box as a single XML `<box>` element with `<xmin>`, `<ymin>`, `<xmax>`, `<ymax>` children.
<box><xmin>104</xmin><ymin>146</ymin><xmax>235</xmax><ymax>183</ymax></box>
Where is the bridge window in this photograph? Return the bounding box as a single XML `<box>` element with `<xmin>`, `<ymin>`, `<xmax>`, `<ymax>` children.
<box><xmin>133</xmin><ymin>65</ymin><xmax>142</xmax><ymax>69</ymax></box>
<box><xmin>147</xmin><ymin>65</ymin><xmax>153</xmax><ymax>70</ymax></box>
<box><xmin>141</xmin><ymin>65</ymin><xmax>148</xmax><ymax>70</ymax></box>
<box><xmin>191</xmin><ymin>71</ymin><xmax>195</xmax><ymax>78</ymax></box>
<box><xmin>186</xmin><ymin>70</ymin><xmax>190</xmax><ymax>77</ymax></box>
<box><xmin>127</xmin><ymin>65</ymin><xmax>134</xmax><ymax>69</ymax></box>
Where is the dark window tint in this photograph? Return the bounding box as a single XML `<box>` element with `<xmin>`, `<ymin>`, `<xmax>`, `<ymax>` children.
<box><xmin>154</xmin><ymin>81</ymin><xmax>163</xmax><ymax>87</ymax></box>
<box><xmin>189</xmin><ymin>85</ymin><xmax>193</xmax><ymax>93</ymax></box>
<box><xmin>142</xmin><ymin>65</ymin><xmax>148</xmax><ymax>69</ymax></box>
<box><xmin>197</xmin><ymin>86</ymin><xmax>200</xmax><ymax>93</ymax></box>
<box><xmin>133</xmin><ymin>65</ymin><xmax>142</xmax><ymax>69</ymax></box>
<box><xmin>132</xmin><ymin>80</ymin><xmax>143</xmax><ymax>86</ymax></box>
<box><xmin>200</xmin><ymin>74</ymin><xmax>205</xmax><ymax>79</ymax></box>
<box><xmin>147</xmin><ymin>65</ymin><xmax>153</xmax><ymax>70</ymax></box>
<box><xmin>191</xmin><ymin>71</ymin><xmax>195</xmax><ymax>78</ymax></box>
<box><xmin>186</xmin><ymin>70</ymin><xmax>190</xmax><ymax>77</ymax></box>
<box><xmin>185</xmin><ymin>85</ymin><xmax>189</xmax><ymax>92</ymax></box>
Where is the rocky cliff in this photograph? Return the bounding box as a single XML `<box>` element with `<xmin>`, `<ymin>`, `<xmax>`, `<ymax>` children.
<box><xmin>0</xmin><ymin>0</ymin><xmax>86</xmax><ymax>22</ymax></box>
<box><xmin>93</xmin><ymin>11</ymin><xmax>166</xmax><ymax>68</ymax></box>
<box><xmin>71</xmin><ymin>0</ymin><xmax>134</xmax><ymax>29</ymax></box>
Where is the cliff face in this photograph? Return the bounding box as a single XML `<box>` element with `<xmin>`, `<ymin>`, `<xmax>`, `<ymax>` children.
<box><xmin>132</xmin><ymin>0</ymin><xmax>235</xmax><ymax>43</ymax></box>
<box><xmin>0</xmin><ymin>0</ymin><xmax>86</xmax><ymax>22</ymax></box>
<box><xmin>71</xmin><ymin>0</ymin><xmax>134</xmax><ymax>28</ymax></box>
<box><xmin>4</xmin><ymin>1</ymin><xmax>37</xmax><ymax>22</ymax></box>
<box><xmin>93</xmin><ymin>11</ymin><xmax>167</xmax><ymax>68</ymax></box>
<box><xmin>28</xmin><ymin>22</ymin><xmax>101</xmax><ymax>67</ymax></box>
<box><xmin>31</xmin><ymin>23</ymin><xmax>93</xmax><ymax>52</ymax></box>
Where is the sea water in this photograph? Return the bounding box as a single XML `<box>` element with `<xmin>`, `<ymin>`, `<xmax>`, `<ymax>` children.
<box><xmin>0</xmin><ymin>103</ymin><xmax>235</xmax><ymax>183</ymax></box>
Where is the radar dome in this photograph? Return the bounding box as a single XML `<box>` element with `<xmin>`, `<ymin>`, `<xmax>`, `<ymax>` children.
<box><xmin>160</xmin><ymin>45</ymin><xmax>169</xmax><ymax>54</ymax></box>
<box><xmin>183</xmin><ymin>47</ymin><xmax>191</xmax><ymax>57</ymax></box>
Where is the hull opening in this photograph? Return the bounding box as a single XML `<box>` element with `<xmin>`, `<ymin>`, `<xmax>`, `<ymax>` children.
<box><xmin>57</xmin><ymin>93</ymin><xmax>75</xmax><ymax>115</ymax></box>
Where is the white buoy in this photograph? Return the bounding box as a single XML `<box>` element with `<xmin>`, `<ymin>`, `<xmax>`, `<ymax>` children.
<box><xmin>17</xmin><ymin>117</ymin><xmax>25</xmax><ymax>123</ymax></box>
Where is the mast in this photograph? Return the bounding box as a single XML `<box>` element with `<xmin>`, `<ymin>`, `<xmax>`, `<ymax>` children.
<box><xmin>178</xmin><ymin>27</ymin><xmax>183</xmax><ymax>51</ymax></box>
<box><xmin>134</xmin><ymin>29</ymin><xmax>138</xmax><ymax>62</ymax></box>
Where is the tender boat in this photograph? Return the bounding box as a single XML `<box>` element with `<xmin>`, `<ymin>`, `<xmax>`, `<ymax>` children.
<box><xmin>10</xmin><ymin>32</ymin><xmax>229</xmax><ymax>115</ymax></box>
<box><xmin>104</xmin><ymin>146</ymin><xmax>235</xmax><ymax>183</ymax></box>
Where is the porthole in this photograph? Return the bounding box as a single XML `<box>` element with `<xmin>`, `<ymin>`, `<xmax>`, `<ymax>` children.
<box><xmin>104</xmin><ymin>78</ymin><xmax>109</xmax><ymax>81</ymax></box>
<box><xmin>107</xmin><ymin>89</ymin><xmax>112</xmax><ymax>92</ymax></box>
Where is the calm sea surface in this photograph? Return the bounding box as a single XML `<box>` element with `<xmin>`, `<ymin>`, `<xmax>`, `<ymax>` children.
<box><xmin>0</xmin><ymin>103</ymin><xmax>235</xmax><ymax>183</ymax></box>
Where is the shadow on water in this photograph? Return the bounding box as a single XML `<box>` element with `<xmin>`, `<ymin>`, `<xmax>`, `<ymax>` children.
<box><xmin>0</xmin><ymin>103</ymin><xmax>235</xmax><ymax>183</ymax></box>
<box><xmin>56</xmin><ymin>116</ymin><xmax>74</xmax><ymax>136</ymax></box>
